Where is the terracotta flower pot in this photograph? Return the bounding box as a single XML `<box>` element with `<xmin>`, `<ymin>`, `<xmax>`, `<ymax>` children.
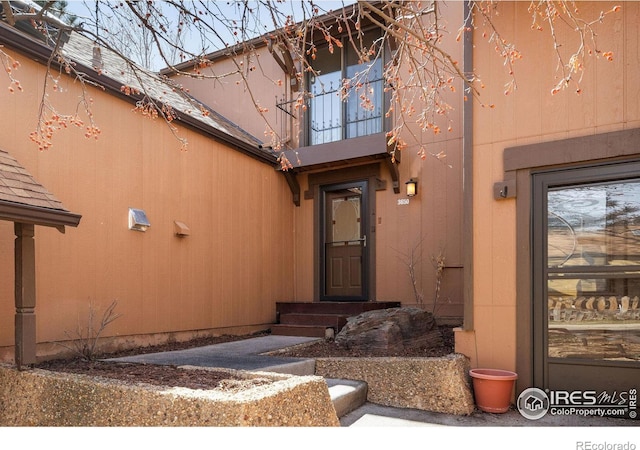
<box><xmin>469</xmin><ymin>368</ymin><xmax>518</xmax><ymax>413</ymax></box>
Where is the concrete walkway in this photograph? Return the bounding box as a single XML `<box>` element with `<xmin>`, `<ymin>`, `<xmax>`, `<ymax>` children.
<box><xmin>107</xmin><ymin>335</ymin><xmax>638</xmax><ymax>428</ymax></box>
<box><xmin>109</xmin><ymin>335</ymin><xmax>320</xmax><ymax>374</ymax></box>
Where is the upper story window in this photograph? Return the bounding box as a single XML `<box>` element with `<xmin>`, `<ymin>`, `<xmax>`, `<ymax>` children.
<box><xmin>308</xmin><ymin>29</ymin><xmax>385</xmax><ymax>146</ymax></box>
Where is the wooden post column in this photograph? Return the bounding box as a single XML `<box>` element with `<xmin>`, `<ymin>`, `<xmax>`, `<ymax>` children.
<box><xmin>14</xmin><ymin>222</ymin><xmax>36</xmax><ymax>369</ymax></box>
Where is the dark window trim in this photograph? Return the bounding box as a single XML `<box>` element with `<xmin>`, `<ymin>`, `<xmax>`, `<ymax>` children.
<box><xmin>497</xmin><ymin>127</ymin><xmax>640</xmax><ymax>394</ymax></box>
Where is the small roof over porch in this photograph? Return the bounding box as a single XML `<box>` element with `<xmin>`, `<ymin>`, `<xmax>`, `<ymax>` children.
<box><xmin>278</xmin><ymin>133</ymin><xmax>401</xmax><ymax>206</ymax></box>
<box><xmin>0</xmin><ymin>148</ymin><xmax>81</xmax><ymax>369</ymax></box>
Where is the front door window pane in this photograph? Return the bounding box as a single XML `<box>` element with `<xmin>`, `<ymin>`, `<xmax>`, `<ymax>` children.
<box><xmin>331</xmin><ymin>193</ymin><xmax>361</xmax><ymax>245</ymax></box>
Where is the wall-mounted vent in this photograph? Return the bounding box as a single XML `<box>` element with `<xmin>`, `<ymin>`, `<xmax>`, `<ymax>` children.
<box><xmin>174</xmin><ymin>221</ymin><xmax>190</xmax><ymax>237</ymax></box>
<box><xmin>128</xmin><ymin>208</ymin><xmax>150</xmax><ymax>232</ymax></box>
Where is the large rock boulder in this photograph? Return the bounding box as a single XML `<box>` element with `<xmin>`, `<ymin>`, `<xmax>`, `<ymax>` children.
<box><xmin>335</xmin><ymin>307</ymin><xmax>443</xmax><ymax>354</ymax></box>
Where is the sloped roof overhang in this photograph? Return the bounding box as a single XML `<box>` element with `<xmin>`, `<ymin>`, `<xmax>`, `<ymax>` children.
<box><xmin>0</xmin><ymin>148</ymin><xmax>81</xmax><ymax>231</ymax></box>
<box><xmin>0</xmin><ymin>201</ymin><xmax>81</xmax><ymax>231</ymax></box>
<box><xmin>0</xmin><ymin>21</ymin><xmax>277</xmax><ymax>167</ymax></box>
<box><xmin>281</xmin><ymin>132</ymin><xmax>400</xmax><ymax>193</ymax></box>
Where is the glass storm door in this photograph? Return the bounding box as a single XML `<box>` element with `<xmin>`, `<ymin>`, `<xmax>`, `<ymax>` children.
<box><xmin>321</xmin><ymin>181</ymin><xmax>368</xmax><ymax>300</ymax></box>
<box><xmin>533</xmin><ymin>163</ymin><xmax>640</xmax><ymax>393</ymax></box>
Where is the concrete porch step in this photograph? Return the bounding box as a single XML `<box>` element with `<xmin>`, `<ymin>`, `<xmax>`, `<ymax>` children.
<box><xmin>325</xmin><ymin>378</ymin><xmax>368</xmax><ymax>418</ymax></box>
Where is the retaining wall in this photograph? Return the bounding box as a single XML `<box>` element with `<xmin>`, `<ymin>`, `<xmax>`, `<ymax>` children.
<box><xmin>0</xmin><ymin>364</ymin><xmax>339</xmax><ymax>426</ymax></box>
<box><xmin>314</xmin><ymin>353</ymin><xmax>475</xmax><ymax>415</ymax></box>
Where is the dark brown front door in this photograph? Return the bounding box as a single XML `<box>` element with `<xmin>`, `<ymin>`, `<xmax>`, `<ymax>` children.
<box><xmin>533</xmin><ymin>162</ymin><xmax>640</xmax><ymax>395</ymax></box>
<box><xmin>321</xmin><ymin>181</ymin><xmax>368</xmax><ymax>300</ymax></box>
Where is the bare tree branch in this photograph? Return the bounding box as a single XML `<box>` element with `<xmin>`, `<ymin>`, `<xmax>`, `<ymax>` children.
<box><xmin>1</xmin><ymin>0</ymin><xmax>622</xmax><ymax>156</ymax></box>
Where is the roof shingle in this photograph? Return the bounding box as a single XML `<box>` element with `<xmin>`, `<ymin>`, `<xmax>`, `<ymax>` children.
<box><xmin>0</xmin><ymin>148</ymin><xmax>67</xmax><ymax>211</ymax></box>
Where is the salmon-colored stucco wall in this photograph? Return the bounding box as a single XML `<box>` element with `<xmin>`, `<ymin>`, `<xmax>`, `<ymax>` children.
<box><xmin>455</xmin><ymin>2</ymin><xmax>640</xmax><ymax>372</ymax></box>
<box><xmin>0</xmin><ymin>47</ymin><xmax>295</xmax><ymax>360</ymax></box>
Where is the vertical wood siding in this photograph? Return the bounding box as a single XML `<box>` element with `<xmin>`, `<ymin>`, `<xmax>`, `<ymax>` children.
<box><xmin>464</xmin><ymin>1</ymin><xmax>640</xmax><ymax>371</ymax></box>
<box><xmin>0</xmin><ymin>50</ymin><xmax>294</xmax><ymax>348</ymax></box>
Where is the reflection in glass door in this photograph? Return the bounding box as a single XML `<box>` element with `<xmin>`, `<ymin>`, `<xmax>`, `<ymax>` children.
<box><xmin>534</xmin><ymin>164</ymin><xmax>640</xmax><ymax>393</ymax></box>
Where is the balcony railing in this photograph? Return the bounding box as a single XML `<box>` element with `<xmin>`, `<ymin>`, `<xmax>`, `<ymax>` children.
<box><xmin>276</xmin><ymin>76</ymin><xmax>384</xmax><ymax>147</ymax></box>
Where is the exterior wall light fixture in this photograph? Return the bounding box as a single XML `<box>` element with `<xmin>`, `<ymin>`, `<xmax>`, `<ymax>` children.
<box><xmin>128</xmin><ymin>208</ymin><xmax>150</xmax><ymax>232</ymax></box>
<box><xmin>406</xmin><ymin>178</ymin><xmax>418</xmax><ymax>197</ymax></box>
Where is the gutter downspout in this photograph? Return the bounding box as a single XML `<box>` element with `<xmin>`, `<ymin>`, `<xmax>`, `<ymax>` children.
<box><xmin>462</xmin><ymin>0</ymin><xmax>474</xmax><ymax>331</ymax></box>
